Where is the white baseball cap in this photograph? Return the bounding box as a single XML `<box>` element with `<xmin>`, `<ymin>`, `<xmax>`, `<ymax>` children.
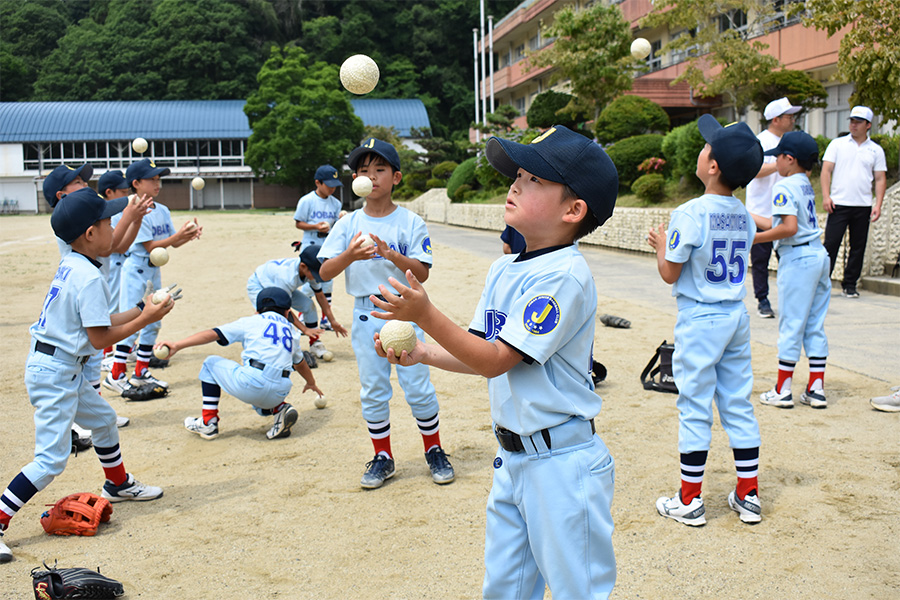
<box><xmin>764</xmin><ymin>97</ymin><xmax>802</xmax><ymax>120</ymax></box>
<box><xmin>849</xmin><ymin>106</ymin><xmax>874</xmax><ymax>122</ymax></box>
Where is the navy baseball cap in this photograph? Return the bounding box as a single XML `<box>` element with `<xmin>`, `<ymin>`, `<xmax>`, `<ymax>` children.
<box><xmin>314</xmin><ymin>165</ymin><xmax>343</xmax><ymax>187</ymax></box>
<box><xmin>98</xmin><ymin>170</ymin><xmax>130</xmax><ymax>195</ymax></box>
<box><xmin>485</xmin><ymin>125</ymin><xmax>619</xmax><ymax>226</ymax></box>
<box><xmin>43</xmin><ymin>163</ymin><xmax>94</xmax><ymax>208</ymax></box>
<box><xmin>51</xmin><ymin>187</ymin><xmax>128</xmax><ymax>244</ymax></box>
<box><xmin>256</xmin><ymin>287</ymin><xmax>292</xmax><ymax>313</ymax></box>
<box><xmin>763</xmin><ymin>131</ymin><xmax>819</xmax><ymax>164</ymax></box>
<box><xmin>299</xmin><ymin>245</ymin><xmax>324</xmax><ymax>282</ymax></box>
<box><xmin>697</xmin><ymin>115</ymin><xmax>763</xmax><ymax>189</ymax></box>
<box><xmin>125</xmin><ymin>158</ymin><xmax>171</xmax><ymax>186</ymax></box>
<box><xmin>347</xmin><ymin>138</ymin><xmax>401</xmax><ymax>171</ymax></box>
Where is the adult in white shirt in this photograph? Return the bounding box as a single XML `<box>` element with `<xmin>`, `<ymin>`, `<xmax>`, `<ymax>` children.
<box><xmin>821</xmin><ymin>106</ymin><xmax>887</xmax><ymax>298</ymax></box>
<box><xmin>745</xmin><ymin>97</ymin><xmax>801</xmax><ymax>318</ymax></box>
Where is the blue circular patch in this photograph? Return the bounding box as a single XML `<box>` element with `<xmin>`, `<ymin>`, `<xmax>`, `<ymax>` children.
<box><xmin>668</xmin><ymin>229</ymin><xmax>681</xmax><ymax>250</ymax></box>
<box><xmin>773</xmin><ymin>193</ymin><xmax>788</xmax><ymax>207</ymax></box>
<box><xmin>523</xmin><ymin>295</ymin><xmax>560</xmax><ymax>335</ymax></box>
<box><xmin>493</xmin><ymin>457</ymin><xmax>502</xmax><ymax>469</ymax></box>
<box><xmin>422</xmin><ymin>236</ymin><xmax>432</xmax><ymax>255</ymax></box>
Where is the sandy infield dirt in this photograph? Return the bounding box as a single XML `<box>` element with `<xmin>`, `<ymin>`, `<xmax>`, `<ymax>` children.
<box><xmin>0</xmin><ymin>211</ymin><xmax>897</xmax><ymax>598</ymax></box>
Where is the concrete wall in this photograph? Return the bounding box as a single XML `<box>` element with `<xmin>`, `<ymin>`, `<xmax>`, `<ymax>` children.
<box><xmin>407</xmin><ymin>184</ymin><xmax>900</xmax><ymax>283</ymax></box>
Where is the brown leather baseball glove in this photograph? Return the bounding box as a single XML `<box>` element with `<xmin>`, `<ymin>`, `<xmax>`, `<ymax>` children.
<box><xmin>40</xmin><ymin>493</ymin><xmax>112</xmax><ymax>536</ymax></box>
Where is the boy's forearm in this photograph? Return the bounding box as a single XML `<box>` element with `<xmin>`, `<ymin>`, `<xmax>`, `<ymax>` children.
<box><xmin>88</xmin><ymin>315</ymin><xmax>155</xmax><ymax>349</ymax></box>
<box><xmin>420</xmin><ymin>343</ymin><xmax>479</xmax><ymax>374</ymax></box>
<box><xmin>169</xmin><ymin>329</ymin><xmax>218</xmax><ymax>353</ymax></box>
<box><xmin>754</xmin><ymin>221</ymin><xmax>795</xmax><ymax>244</ymax></box>
<box><xmin>318</xmin><ymin>256</ymin><xmax>348</xmax><ymax>282</ymax></box>
<box><xmin>293</xmin><ymin>358</ymin><xmax>317</xmax><ymax>386</ymax></box>
<box><xmin>387</xmin><ymin>253</ymin><xmax>429</xmax><ymax>282</ymax></box>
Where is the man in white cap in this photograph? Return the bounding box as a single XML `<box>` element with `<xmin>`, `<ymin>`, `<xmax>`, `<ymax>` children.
<box><xmin>821</xmin><ymin>105</ymin><xmax>887</xmax><ymax>298</ymax></box>
<box><xmin>745</xmin><ymin>97</ymin><xmax>802</xmax><ymax>318</ymax></box>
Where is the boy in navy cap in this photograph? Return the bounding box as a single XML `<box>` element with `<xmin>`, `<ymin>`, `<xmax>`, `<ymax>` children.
<box><xmin>105</xmin><ymin>158</ymin><xmax>202</xmax><ymax>394</ymax></box>
<box><xmin>0</xmin><ymin>187</ymin><xmax>174</xmax><ymax>562</ymax></box>
<box><xmin>42</xmin><ymin>163</ymin><xmax>93</xmax><ymax>209</ymax></box>
<box><xmin>318</xmin><ymin>138</ymin><xmax>455</xmax><ymax>490</ymax></box>
<box><xmin>370</xmin><ymin>126</ymin><xmax>618</xmax><ymax>597</ymax></box>
<box><xmin>294</xmin><ymin>164</ymin><xmax>344</xmax><ymax>336</ymax></box>
<box><xmin>752</xmin><ymin>131</ymin><xmax>830</xmax><ymax>409</ymax></box>
<box><xmin>648</xmin><ymin>115</ymin><xmax>763</xmax><ymax>527</ymax></box>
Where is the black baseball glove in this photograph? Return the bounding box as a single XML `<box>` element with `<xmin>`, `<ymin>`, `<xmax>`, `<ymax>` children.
<box><xmin>71</xmin><ymin>430</ymin><xmax>92</xmax><ymax>455</ymax></box>
<box><xmin>32</xmin><ymin>562</ymin><xmax>124</xmax><ymax>599</ymax></box>
<box><xmin>121</xmin><ymin>382</ymin><xmax>169</xmax><ymax>402</ymax></box>
<box><xmin>599</xmin><ymin>314</ymin><xmax>631</xmax><ymax>329</ymax></box>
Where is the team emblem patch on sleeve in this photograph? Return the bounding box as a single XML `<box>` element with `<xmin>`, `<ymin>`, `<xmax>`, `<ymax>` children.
<box><xmin>523</xmin><ymin>295</ymin><xmax>560</xmax><ymax>335</ymax></box>
<box><xmin>773</xmin><ymin>193</ymin><xmax>788</xmax><ymax>207</ymax></box>
<box><xmin>422</xmin><ymin>236</ymin><xmax>432</xmax><ymax>254</ymax></box>
<box><xmin>668</xmin><ymin>229</ymin><xmax>681</xmax><ymax>250</ymax></box>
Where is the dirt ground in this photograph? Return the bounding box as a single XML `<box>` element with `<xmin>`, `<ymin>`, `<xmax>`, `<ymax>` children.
<box><xmin>0</xmin><ymin>211</ymin><xmax>897</xmax><ymax>599</ymax></box>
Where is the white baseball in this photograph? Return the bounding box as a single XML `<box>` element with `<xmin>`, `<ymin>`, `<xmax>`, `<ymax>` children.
<box><xmin>128</xmin><ymin>194</ymin><xmax>138</xmax><ymax>205</ymax></box>
<box><xmin>340</xmin><ymin>54</ymin><xmax>380</xmax><ymax>95</ymax></box>
<box><xmin>153</xmin><ymin>345</ymin><xmax>170</xmax><ymax>360</ymax></box>
<box><xmin>185</xmin><ymin>221</ymin><xmax>197</xmax><ymax>231</ymax></box>
<box><xmin>357</xmin><ymin>234</ymin><xmax>375</xmax><ymax>248</ymax></box>
<box><xmin>379</xmin><ymin>320</ymin><xmax>417</xmax><ymax>356</ymax></box>
<box><xmin>631</xmin><ymin>38</ymin><xmax>652</xmax><ymax>60</ymax></box>
<box><xmin>191</xmin><ymin>177</ymin><xmax>205</xmax><ymax>190</ymax></box>
<box><xmin>338</xmin><ymin>210</ymin><xmax>348</xmax><ymax>219</ymax></box>
<box><xmin>151</xmin><ymin>290</ymin><xmax>168</xmax><ymax>305</ymax></box>
<box><xmin>352</xmin><ymin>175</ymin><xmax>373</xmax><ymax>197</ymax></box>
<box><xmin>149</xmin><ymin>247</ymin><xmax>169</xmax><ymax>266</ymax></box>
<box><xmin>314</xmin><ymin>394</ymin><xmax>328</xmax><ymax>409</ymax></box>
<box><xmin>132</xmin><ymin>137</ymin><xmax>148</xmax><ymax>153</ymax></box>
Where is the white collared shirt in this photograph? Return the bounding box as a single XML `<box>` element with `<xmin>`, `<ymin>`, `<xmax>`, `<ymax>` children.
<box><xmin>822</xmin><ymin>134</ymin><xmax>887</xmax><ymax>207</ymax></box>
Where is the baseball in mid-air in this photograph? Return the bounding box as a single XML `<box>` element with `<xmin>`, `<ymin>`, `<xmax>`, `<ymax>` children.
<box><xmin>149</xmin><ymin>247</ymin><xmax>169</xmax><ymax>266</ymax></box>
<box><xmin>631</xmin><ymin>38</ymin><xmax>652</xmax><ymax>60</ymax></box>
<box><xmin>352</xmin><ymin>175</ymin><xmax>373</xmax><ymax>197</ymax></box>
<box><xmin>314</xmin><ymin>394</ymin><xmax>328</xmax><ymax>409</ymax></box>
<box><xmin>379</xmin><ymin>320</ymin><xmax>417</xmax><ymax>356</ymax></box>
<box><xmin>357</xmin><ymin>234</ymin><xmax>375</xmax><ymax>248</ymax></box>
<box><xmin>191</xmin><ymin>177</ymin><xmax>205</xmax><ymax>190</ymax></box>
<box><xmin>132</xmin><ymin>137</ymin><xmax>148</xmax><ymax>153</ymax></box>
<box><xmin>153</xmin><ymin>345</ymin><xmax>170</xmax><ymax>360</ymax></box>
<box><xmin>340</xmin><ymin>54</ymin><xmax>380</xmax><ymax>95</ymax></box>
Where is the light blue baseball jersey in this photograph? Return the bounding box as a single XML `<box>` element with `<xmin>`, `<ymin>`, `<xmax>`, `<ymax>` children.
<box><xmin>126</xmin><ymin>202</ymin><xmax>174</xmax><ymax>259</ymax></box>
<box><xmin>214</xmin><ymin>312</ymin><xmax>305</xmax><ymax>370</ymax></box>
<box><xmin>469</xmin><ymin>245</ymin><xmax>600</xmax><ymax>436</ymax></box>
<box><xmin>317</xmin><ymin>206</ymin><xmax>432</xmax><ymax>298</ymax></box>
<box><xmin>250</xmin><ymin>258</ymin><xmax>321</xmax><ymax>294</ymax></box>
<box><xmin>31</xmin><ymin>253</ymin><xmax>111</xmax><ymax>358</ymax></box>
<box><xmin>293</xmin><ymin>190</ymin><xmax>342</xmax><ymax>250</ymax></box>
<box><xmin>665</xmin><ymin>194</ymin><xmax>756</xmax><ymax>304</ymax></box>
<box><xmin>771</xmin><ymin>173</ymin><xmax>821</xmax><ymax>250</ymax></box>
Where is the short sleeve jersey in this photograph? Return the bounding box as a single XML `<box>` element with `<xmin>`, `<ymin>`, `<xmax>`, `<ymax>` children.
<box><xmin>252</xmin><ymin>258</ymin><xmax>321</xmax><ymax>294</ymax></box>
<box><xmin>293</xmin><ymin>190</ymin><xmax>342</xmax><ymax>249</ymax></box>
<box><xmin>214</xmin><ymin>312</ymin><xmax>304</xmax><ymax>370</ymax></box>
<box><xmin>744</xmin><ymin>129</ymin><xmax>783</xmax><ymax>218</ymax></box>
<box><xmin>30</xmin><ymin>252</ymin><xmax>111</xmax><ymax>357</ymax></box>
<box><xmin>665</xmin><ymin>194</ymin><xmax>756</xmax><ymax>303</ymax></box>
<box><xmin>317</xmin><ymin>206</ymin><xmax>432</xmax><ymax>298</ymax></box>
<box><xmin>127</xmin><ymin>202</ymin><xmax>174</xmax><ymax>259</ymax></box>
<box><xmin>468</xmin><ymin>246</ymin><xmax>600</xmax><ymax>436</ymax></box>
<box><xmin>771</xmin><ymin>173</ymin><xmax>821</xmax><ymax>250</ymax></box>
<box><xmin>822</xmin><ymin>134</ymin><xmax>887</xmax><ymax>206</ymax></box>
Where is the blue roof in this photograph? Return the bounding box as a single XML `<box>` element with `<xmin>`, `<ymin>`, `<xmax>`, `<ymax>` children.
<box><xmin>0</xmin><ymin>98</ymin><xmax>430</xmax><ymax>142</ymax></box>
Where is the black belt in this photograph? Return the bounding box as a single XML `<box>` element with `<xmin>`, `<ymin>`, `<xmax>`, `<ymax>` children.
<box><xmin>316</xmin><ymin>232</ymin><xmax>328</xmax><ymax>238</ymax></box>
<box><xmin>495</xmin><ymin>419</ymin><xmax>595</xmax><ymax>453</ymax></box>
<box><xmin>35</xmin><ymin>341</ymin><xmax>89</xmax><ymax>365</ymax></box>
<box><xmin>775</xmin><ymin>241</ymin><xmax>810</xmax><ymax>259</ymax></box>
<box><xmin>248</xmin><ymin>358</ymin><xmax>291</xmax><ymax>378</ymax></box>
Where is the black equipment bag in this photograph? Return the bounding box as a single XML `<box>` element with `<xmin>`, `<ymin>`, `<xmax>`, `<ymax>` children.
<box><xmin>640</xmin><ymin>341</ymin><xmax>678</xmax><ymax>394</ymax></box>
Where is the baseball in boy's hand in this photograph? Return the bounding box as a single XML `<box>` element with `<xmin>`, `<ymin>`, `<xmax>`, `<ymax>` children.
<box><xmin>357</xmin><ymin>234</ymin><xmax>375</xmax><ymax>248</ymax></box>
<box><xmin>153</xmin><ymin>345</ymin><xmax>170</xmax><ymax>360</ymax></box>
<box><xmin>149</xmin><ymin>247</ymin><xmax>169</xmax><ymax>266</ymax></box>
<box><xmin>340</xmin><ymin>54</ymin><xmax>379</xmax><ymax>94</ymax></box>
<box><xmin>378</xmin><ymin>320</ymin><xmax>417</xmax><ymax>356</ymax></box>
<box><xmin>132</xmin><ymin>137</ymin><xmax>148</xmax><ymax>153</ymax></box>
<box><xmin>352</xmin><ymin>176</ymin><xmax>373</xmax><ymax>197</ymax></box>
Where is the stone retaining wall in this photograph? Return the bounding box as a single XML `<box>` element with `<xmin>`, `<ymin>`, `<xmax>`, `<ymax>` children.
<box><xmin>408</xmin><ymin>184</ymin><xmax>900</xmax><ymax>281</ymax></box>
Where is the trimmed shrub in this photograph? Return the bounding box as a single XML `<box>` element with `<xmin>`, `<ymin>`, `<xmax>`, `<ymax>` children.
<box><xmin>606</xmin><ymin>133</ymin><xmax>665</xmax><ymax>188</ymax></box>
<box><xmin>871</xmin><ymin>134</ymin><xmax>899</xmax><ymax>179</ymax></box>
<box><xmin>452</xmin><ymin>184</ymin><xmax>472</xmax><ymax>203</ymax></box>
<box><xmin>815</xmin><ymin>135</ymin><xmax>830</xmax><ymax>163</ymax></box>
<box><xmin>431</xmin><ymin>160</ymin><xmax>458</xmax><ymax>180</ymax></box>
<box><xmin>527</xmin><ymin>90</ymin><xmax>586</xmax><ymax>130</ymax></box>
<box><xmin>595</xmin><ymin>95</ymin><xmax>670</xmax><ymax>144</ymax></box>
<box><xmin>447</xmin><ymin>157</ymin><xmax>478</xmax><ymax>200</ymax></box>
<box><xmin>426</xmin><ymin>178</ymin><xmax>444</xmax><ymax>189</ymax></box>
<box><xmin>661</xmin><ymin>118</ymin><xmax>711</xmax><ymax>186</ymax></box>
<box><xmin>475</xmin><ymin>153</ymin><xmax>512</xmax><ymax>192</ymax></box>
<box><xmin>631</xmin><ymin>173</ymin><xmax>666</xmax><ymax>203</ymax></box>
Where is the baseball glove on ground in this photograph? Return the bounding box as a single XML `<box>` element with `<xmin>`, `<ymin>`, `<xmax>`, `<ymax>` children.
<box><xmin>599</xmin><ymin>314</ymin><xmax>631</xmax><ymax>329</ymax></box>
<box><xmin>121</xmin><ymin>382</ymin><xmax>169</xmax><ymax>401</ymax></box>
<box><xmin>71</xmin><ymin>430</ymin><xmax>92</xmax><ymax>455</ymax></box>
<box><xmin>40</xmin><ymin>493</ymin><xmax>112</xmax><ymax>537</ymax></box>
<box><xmin>303</xmin><ymin>350</ymin><xmax>318</xmax><ymax>369</ymax></box>
<box><xmin>32</xmin><ymin>562</ymin><xmax>124</xmax><ymax>599</ymax></box>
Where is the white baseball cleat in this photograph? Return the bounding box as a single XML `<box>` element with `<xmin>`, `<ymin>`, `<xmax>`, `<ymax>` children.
<box><xmin>760</xmin><ymin>387</ymin><xmax>793</xmax><ymax>408</ymax></box>
<box><xmin>101</xmin><ymin>473</ymin><xmax>163</xmax><ymax>502</ymax></box>
<box><xmin>116</xmin><ymin>415</ymin><xmax>130</xmax><ymax>427</ymax></box>
<box><xmin>870</xmin><ymin>386</ymin><xmax>900</xmax><ymax>412</ymax></box>
<box><xmin>0</xmin><ymin>535</ymin><xmax>12</xmax><ymax>563</ymax></box>
<box><xmin>656</xmin><ymin>491</ymin><xmax>706</xmax><ymax>526</ymax></box>
<box><xmin>728</xmin><ymin>490</ymin><xmax>762</xmax><ymax>523</ymax></box>
<box><xmin>129</xmin><ymin>370</ymin><xmax>168</xmax><ymax>389</ymax></box>
<box><xmin>309</xmin><ymin>340</ymin><xmax>334</xmax><ymax>362</ymax></box>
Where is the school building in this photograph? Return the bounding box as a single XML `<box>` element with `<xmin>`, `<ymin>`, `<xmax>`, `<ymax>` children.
<box><xmin>0</xmin><ymin>99</ymin><xmax>430</xmax><ymax>214</ymax></box>
<box><xmin>480</xmin><ymin>0</ymin><xmax>890</xmax><ymax>137</ymax></box>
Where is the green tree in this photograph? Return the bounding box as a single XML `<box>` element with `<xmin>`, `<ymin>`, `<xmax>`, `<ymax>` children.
<box><xmin>750</xmin><ymin>69</ymin><xmax>828</xmax><ymax>124</ymax></box>
<box><xmin>801</xmin><ymin>0</ymin><xmax>900</xmax><ymax>122</ymax></box>
<box><xmin>642</xmin><ymin>1</ymin><xmax>781</xmax><ymax>115</ymax></box>
<box><xmin>526</xmin><ymin>3</ymin><xmax>634</xmax><ymax>122</ymax></box>
<box><xmin>244</xmin><ymin>46</ymin><xmax>364</xmax><ymax>186</ymax></box>
<box><xmin>595</xmin><ymin>96</ymin><xmax>670</xmax><ymax>144</ymax></box>
<box><xmin>526</xmin><ymin>90</ymin><xmax>587</xmax><ymax>131</ymax></box>
<box><xmin>0</xmin><ymin>0</ymin><xmax>70</xmax><ymax>100</ymax></box>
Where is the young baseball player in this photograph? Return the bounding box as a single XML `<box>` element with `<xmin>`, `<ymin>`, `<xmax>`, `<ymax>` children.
<box><xmin>104</xmin><ymin>158</ymin><xmax>201</xmax><ymax>394</ymax></box>
<box><xmin>371</xmin><ymin>125</ymin><xmax>618</xmax><ymax>597</ymax></box>
<box><xmin>247</xmin><ymin>246</ymin><xmax>348</xmax><ymax>361</ymax></box>
<box><xmin>294</xmin><ymin>164</ymin><xmax>343</xmax><ymax>330</ymax></box>
<box><xmin>647</xmin><ymin>115</ymin><xmax>763</xmax><ymax>527</ymax></box>
<box><xmin>155</xmin><ymin>287</ymin><xmax>323</xmax><ymax>441</ymax></box>
<box><xmin>751</xmin><ymin>132</ymin><xmax>830</xmax><ymax>409</ymax></box>
<box><xmin>0</xmin><ymin>187</ymin><xmax>173</xmax><ymax>562</ymax></box>
<box><xmin>318</xmin><ymin>138</ymin><xmax>455</xmax><ymax>490</ymax></box>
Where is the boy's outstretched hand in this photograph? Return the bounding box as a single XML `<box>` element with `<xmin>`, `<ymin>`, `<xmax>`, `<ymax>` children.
<box><xmin>373</xmin><ymin>333</ymin><xmax>425</xmax><ymax>366</ymax></box>
<box><xmin>371</xmin><ymin>269</ymin><xmax>431</xmax><ymax>324</ymax></box>
<box><xmin>647</xmin><ymin>223</ymin><xmax>666</xmax><ymax>255</ymax></box>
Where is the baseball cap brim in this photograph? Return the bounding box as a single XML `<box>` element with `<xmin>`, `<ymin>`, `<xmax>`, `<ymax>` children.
<box><xmin>101</xmin><ymin>196</ymin><xmax>129</xmax><ymax>220</ymax></box>
<box><xmin>321</xmin><ymin>177</ymin><xmax>342</xmax><ymax>187</ymax></box>
<box><xmin>485</xmin><ymin>137</ymin><xmax>562</xmax><ymax>184</ymax></box>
